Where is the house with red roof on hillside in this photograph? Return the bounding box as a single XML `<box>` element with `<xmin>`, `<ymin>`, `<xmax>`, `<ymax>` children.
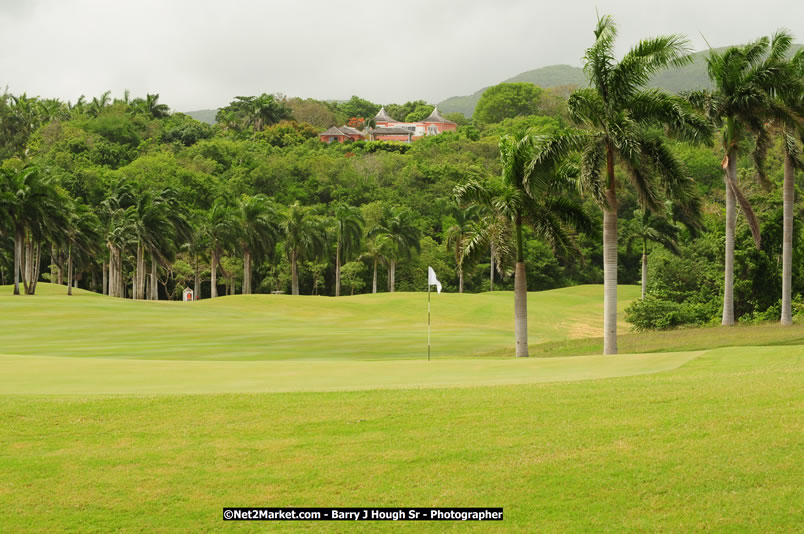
<box><xmin>319</xmin><ymin>106</ymin><xmax>457</xmax><ymax>144</ymax></box>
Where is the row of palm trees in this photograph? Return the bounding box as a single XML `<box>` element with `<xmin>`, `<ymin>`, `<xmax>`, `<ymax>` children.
<box><xmin>455</xmin><ymin>17</ymin><xmax>802</xmax><ymax>356</ymax></box>
<box><xmin>1</xmin><ymin>165</ymin><xmax>434</xmax><ymax>299</ymax></box>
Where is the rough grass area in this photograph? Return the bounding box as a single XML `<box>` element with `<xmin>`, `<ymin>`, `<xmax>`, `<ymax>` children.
<box><xmin>530</xmin><ymin>322</ymin><xmax>804</xmax><ymax>356</ymax></box>
<box><xmin>1</xmin><ymin>347</ymin><xmax>801</xmax><ymax>532</ymax></box>
<box><xmin>0</xmin><ymin>283</ymin><xmax>639</xmax><ymax>360</ymax></box>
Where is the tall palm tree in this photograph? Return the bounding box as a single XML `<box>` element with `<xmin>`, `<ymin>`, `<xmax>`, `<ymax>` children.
<box><xmin>130</xmin><ymin>190</ymin><xmax>173</xmax><ymax>300</ymax></box>
<box><xmin>204</xmin><ymin>201</ymin><xmax>237</xmax><ymax>298</ymax></box>
<box><xmin>532</xmin><ymin>15</ymin><xmax>711</xmax><ymax>354</ymax></box>
<box><xmin>625</xmin><ymin>209</ymin><xmax>681</xmax><ymax>300</ymax></box>
<box><xmin>251</xmin><ymin>93</ymin><xmax>291</xmax><ymax>132</ymax></box>
<box><xmin>100</xmin><ymin>181</ymin><xmax>136</xmax><ymax>298</ymax></box>
<box><xmin>444</xmin><ymin>203</ymin><xmax>479</xmax><ymax>293</ymax></box>
<box><xmin>149</xmin><ymin>188</ymin><xmax>192</xmax><ymax>300</ymax></box>
<box><xmin>456</xmin><ymin>134</ymin><xmax>592</xmax><ymax>357</ymax></box>
<box><xmin>185</xmin><ymin>212</ymin><xmax>208</xmax><ymax>299</ymax></box>
<box><xmin>237</xmin><ymin>195</ymin><xmax>280</xmax><ymax>295</ymax></box>
<box><xmin>460</xmin><ymin>206</ymin><xmax>514</xmax><ymax>292</ymax></box>
<box><xmin>37</xmin><ymin>98</ymin><xmax>68</xmax><ymax>123</ymax></box>
<box><xmin>10</xmin><ymin>94</ymin><xmax>41</xmax><ymax>156</ymax></box>
<box><xmin>144</xmin><ymin>94</ymin><xmax>170</xmax><ymax>119</ymax></box>
<box><xmin>64</xmin><ymin>201</ymin><xmax>102</xmax><ymax>296</ymax></box>
<box><xmin>1</xmin><ymin>164</ymin><xmax>59</xmax><ymax>295</ymax></box>
<box><xmin>775</xmin><ymin>49</ymin><xmax>804</xmax><ymax>325</ymax></box>
<box><xmin>87</xmin><ymin>90</ymin><xmax>112</xmax><ymax>118</ymax></box>
<box><xmin>333</xmin><ymin>204</ymin><xmax>364</xmax><ymax>297</ymax></box>
<box><xmin>359</xmin><ymin>235</ymin><xmax>393</xmax><ymax>294</ymax></box>
<box><xmin>368</xmin><ymin>208</ymin><xmax>420</xmax><ymax>293</ymax></box>
<box><xmin>689</xmin><ymin>31</ymin><xmax>799</xmax><ymax>325</ymax></box>
<box><xmin>282</xmin><ymin>202</ymin><xmax>327</xmax><ymax>295</ymax></box>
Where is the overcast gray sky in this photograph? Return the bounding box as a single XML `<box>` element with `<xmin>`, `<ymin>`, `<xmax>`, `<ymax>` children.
<box><xmin>1</xmin><ymin>0</ymin><xmax>801</xmax><ymax>111</ymax></box>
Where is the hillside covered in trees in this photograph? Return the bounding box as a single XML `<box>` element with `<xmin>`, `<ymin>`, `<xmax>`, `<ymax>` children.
<box><xmin>1</xmin><ymin>24</ymin><xmax>802</xmax><ymax>340</ymax></box>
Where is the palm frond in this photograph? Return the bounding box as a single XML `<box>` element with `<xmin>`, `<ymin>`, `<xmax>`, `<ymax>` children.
<box><xmin>610</xmin><ymin>34</ymin><xmax>692</xmax><ymax>101</ymax></box>
<box><xmin>782</xmin><ymin>131</ymin><xmax>804</xmax><ymax>171</ymax></box>
<box><xmin>454</xmin><ymin>180</ymin><xmax>492</xmax><ymax>209</ymax></box>
<box><xmin>630</xmin><ymin>89</ymin><xmax>714</xmax><ymax>144</ymax></box>
<box><xmin>567</xmin><ymin>88</ymin><xmax>606</xmax><ymax>126</ymax></box>
<box><xmin>724</xmin><ymin>173</ymin><xmax>761</xmax><ymax>249</ymax></box>
<box><xmin>767</xmin><ymin>29</ymin><xmax>793</xmax><ymax>63</ymax></box>
<box><xmin>579</xmin><ymin>137</ymin><xmax>606</xmax><ymax>204</ymax></box>
<box><xmin>583</xmin><ymin>14</ymin><xmax>618</xmax><ymax>100</ymax></box>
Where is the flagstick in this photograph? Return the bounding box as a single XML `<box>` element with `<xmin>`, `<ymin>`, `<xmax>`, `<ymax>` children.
<box><xmin>427</xmin><ymin>282</ymin><xmax>431</xmax><ymax>361</ymax></box>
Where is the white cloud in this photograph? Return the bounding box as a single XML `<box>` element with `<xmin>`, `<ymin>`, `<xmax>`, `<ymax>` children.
<box><xmin>0</xmin><ymin>0</ymin><xmax>801</xmax><ymax>111</ymax></box>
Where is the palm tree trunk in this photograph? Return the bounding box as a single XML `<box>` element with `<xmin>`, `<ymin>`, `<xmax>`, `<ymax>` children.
<box><xmin>372</xmin><ymin>259</ymin><xmax>378</xmax><ymax>294</ymax></box>
<box><xmin>211</xmin><ymin>249</ymin><xmax>218</xmax><ymax>298</ymax></box>
<box><xmin>67</xmin><ymin>245</ymin><xmax>73</xmax><ymax>296</ymax></box>
<box><xmin>24</xmin><ymin>236</ymin><xmax>33</xmax><ymax>293</ymax></box>
<box><xmin>51</xmin><ymin>244</ymin><xmax>58</xmax><ymax>285</ymax></box>
<box><xmin>722</xmin><ymin>151</ymin><xmax>737</xmax><ymax>326</ymax></box>
<box><xmin>13</xmin><ymin>227</ymin><xmax>23</xmax><ymax>295</ymax></box>
<box><xmin>781</xmin><ymin>152</ymin><xmax>794</xmax><ymax>326</ymax></box>
<box><xmin>514</xmin><ymin>262</ymin><xmax>528</xmax><ymax>357</ymax></box>
<box><xmin>102</xmin><ymin>261</ymin><xmax>108</xmax><ymax>295</ymax></box>
<box><xmin>107</xmin><ymin>247</ymin><xmax>114</xmax><ymax>297</ymax></box>
<box><xmin>110</xmin><ymin>247</ymin><xmax>117</xmax><ymax>297</ymax></box>
<box><xmin>116</xmin><ymin>248</ymin><xmax>123</xmax><ymax>298</ymax></box>
<box><xmin>389</xmin><ymin>260</ymin><xmax>396</xmax><ymax>293</ymax></box>
<box><xmin>335</xmin><ymin>240</ymin><xmax>341</xmax><ymax>297</ymax></box>
<box><xmin>194</xmin><ymin>254</ymin><xmax>200</xmax><ymax>300</ymax></box>
<box><xmin>243</xmin><ymin>249</ymin><xmax>251</xmax><ymax>295</ymax></box>
<box><xmin>135</xmin><ymin>242</ymin><xmax>145</xmax><ymax>299</ymax></box>
<box><xmin>641</xmin><ymin>240</ymin><xmax>647</xmax><ymax>300</ymax></box>
<box><xmin>603</xmin><ymin>148</ymin><xmax>618</xmax><ymax>355</ymax></box>
<box><xmin>22</xmin><ymin>235</ymin><xmax>31</xmax><ymax>295</ymax></box>
<box><xmin>150</xmin><ymin>258</ymin><xmax>158</xmax><ymax>300</ymax></box>
<box><xmin>489</xmin><ymin>244</ymin><xmax>495</xmax><ymax>292</ymax></box>
<box><xmin>291</xmin><ymin>250</ymin><xmax>299</xmax><ymax>295</ymax></box>
<box><xmin>30</xmin><ymin>242</ymin><xmax>41</xmax><ymax>294</ymax></box>
<box><xmin>514</xmin><ymin>218</ymin><xmax>528</xmax><ymax>357</ymax></box>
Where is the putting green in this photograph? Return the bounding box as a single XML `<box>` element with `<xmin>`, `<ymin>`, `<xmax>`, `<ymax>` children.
<box><xmin>0</xmin><ymin>350</ymin><xmax>705</xmax><ymax>394</ymax></box>
<box><xmin>0</xmin><ymin>283</ymin><xmax>640</xmax><ymax>361</ymax></box>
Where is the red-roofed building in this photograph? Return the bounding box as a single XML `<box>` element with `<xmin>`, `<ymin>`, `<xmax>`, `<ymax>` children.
<box><xmin>319</xmin><ymin>106</ymin><xmax>457</xmax><ymax>143</ymax></box>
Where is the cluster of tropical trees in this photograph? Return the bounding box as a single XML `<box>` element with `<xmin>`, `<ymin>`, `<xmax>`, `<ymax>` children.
<box><xmin>0</xmin><ymin>163</ymin><xmax>431</xmax><ymax>300</ymax></box>
<box><xmin>1</xmin><ymin>15</ymin><xmax>801</xmax><ymax>359</ymax></box>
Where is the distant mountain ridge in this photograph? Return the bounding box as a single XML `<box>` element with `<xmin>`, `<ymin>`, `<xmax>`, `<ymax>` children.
<box><xmin>184</xmin><ymin>44</ymin><xmax>802</xmax><ymax>123</ymax></box>
<box><xmin>437</xmin><ymin>44</ymin><xmax>803</xmax><ymax>117</ymax></box>
<box><xmin>183</xmin><ymin>109</ymin><xmax>217</xmax><ymax>124</ymax></box>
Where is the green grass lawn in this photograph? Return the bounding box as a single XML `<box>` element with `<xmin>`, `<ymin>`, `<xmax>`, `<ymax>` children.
<box><xmin>0</xmin><ymin>283</ymin><xmax>639</xmax><ymax>360</ymax></box>
<box><xmin>1</xmin><ymin>284</ymin><xmax>802</xmax><ymax>532</ymax></box>
<box><xmin>1</xmin><ymin>347</ymin><xmax>801</xmax><ymax>532</ymax></box>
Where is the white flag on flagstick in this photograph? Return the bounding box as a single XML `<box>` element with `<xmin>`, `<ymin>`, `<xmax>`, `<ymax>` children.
<box><xmin>428</xmin><ymin>266</ymin><xmax>442</xmax><ymax>294</ymax></box>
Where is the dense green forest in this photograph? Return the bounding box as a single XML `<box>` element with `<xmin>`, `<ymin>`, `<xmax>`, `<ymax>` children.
<box><xmin>1</xmin><ymin>19</ymin><xmax>802</xmax><ymax>347</ymax></box>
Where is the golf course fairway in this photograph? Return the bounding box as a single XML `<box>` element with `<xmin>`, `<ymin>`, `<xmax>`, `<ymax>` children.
<box><xmin>1</xmin><ymin>284</ymin><xmax>802</xmax><ymax>532</ymax></box>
